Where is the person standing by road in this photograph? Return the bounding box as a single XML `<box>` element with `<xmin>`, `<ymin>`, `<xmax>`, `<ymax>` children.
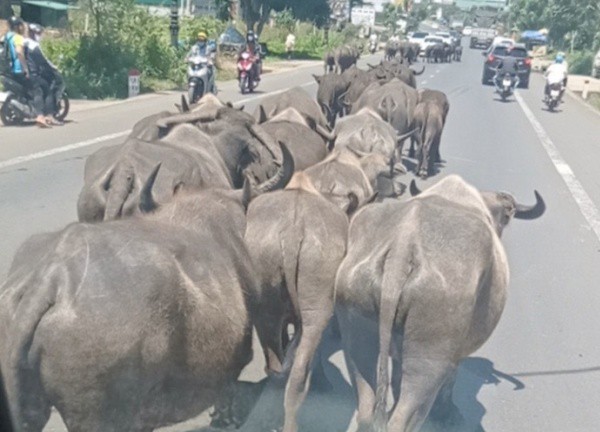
<box><xmin>285</xmin><ymin>32</ymin><xmax>296</xmax><ymax>60</ymax></box>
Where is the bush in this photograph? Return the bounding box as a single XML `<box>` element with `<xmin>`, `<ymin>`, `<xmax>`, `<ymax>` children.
<box><xmin>567</xmin><ymin>50</ymin><xmax>595</xmax><ymax>75</ymax></box>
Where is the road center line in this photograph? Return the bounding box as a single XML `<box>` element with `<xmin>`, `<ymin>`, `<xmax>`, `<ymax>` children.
<box><xmin>0</xmin><ymin>81</ymin><xmax>316</xmax><ymax>170</ymax></box>
<box><xmin>0</xmin><ymin>131</ymin><xmax>131</xmax><ymax>170</ymax></box>
<box><xmin>515</xmin><ymin>91</ymin><xmax>600</xmax><ymax>242</ymax></box>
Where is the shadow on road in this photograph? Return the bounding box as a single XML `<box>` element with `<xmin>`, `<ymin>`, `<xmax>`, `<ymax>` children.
<box><xmin>447</xmin><ymin>357</ymin><xmax>525</xmax><ymax>432</ymax></box>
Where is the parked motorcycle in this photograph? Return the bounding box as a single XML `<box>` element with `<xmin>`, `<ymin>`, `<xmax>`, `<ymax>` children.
<box><xmin>0</xmin><ymin>75</ymin><xmax>68</xmax><ymax>126</ymax></box>
<box><xmin>494</xmin><ymin>72</ymin><xmax>520</xmax><ymax>101</ymax></box>
<box><xmin>237</xmin><ymin>51</ymin><xmax>257</xmax><ymax>94</ymax></box>
<box><xmin>187</xmin><ymin>54</ymin><xmax>216</xmax><ymax>104</ymax></box>
<box><xmin>544</xmin><ymin>82</ymin><xmax>563</xmax><ymax>112</ymax></box>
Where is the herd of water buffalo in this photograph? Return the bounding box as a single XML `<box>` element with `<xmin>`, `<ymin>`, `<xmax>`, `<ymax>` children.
<box><xmin>0</xmin><ymin>51</ymin><xmax>546</xmax><ymax>432</ymax></box>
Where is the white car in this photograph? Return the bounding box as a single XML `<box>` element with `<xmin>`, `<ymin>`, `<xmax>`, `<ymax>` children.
<box><xmin>421</xmin><ymin>36</ymin><xmax>444</xmax><ymax>56</ymax></box>
<box><xmin>492</xmin><ymin>36</ymin><xmax>514</xmax><ymax>48</ymax></box>
<box><xmin>408</xmin><ymin>31</ymin><xmax>430</xmax><ymax>50</ymax></box>
<box><xmin>435</xmin><ymin>31</ymin><xmax>453</xmax><ymax>46</ymax></box>
<box><xmin>462</xmin><ymin>26</ymin><xmax>473</xmax><ymax>36</ymax></box>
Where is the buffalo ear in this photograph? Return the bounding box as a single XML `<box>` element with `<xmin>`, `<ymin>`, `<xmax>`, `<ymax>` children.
<box><xmin>313</xmin><ymin>74</ymin><xmax>323</xmax><ymax>84</ymax></box>
<box><xmin>258</xmin><ymin>105</ymin><xmax>268</xmax><ymax>124</ymax></box>
<box><xmin>409</xmin><ymin>179</ymin><xmax>422</xmax><ymax>197</ymax></box>
<box><xmin>241</xmin><ymin>174</ymin><xmax>255</xmax><ymax>211</ymax></box>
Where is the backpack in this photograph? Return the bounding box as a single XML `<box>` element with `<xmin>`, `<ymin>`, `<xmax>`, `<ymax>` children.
<box><xmin>0</xmin><ymin>33</ymin><xmax>14</xmax><ymax>76</ymax></box>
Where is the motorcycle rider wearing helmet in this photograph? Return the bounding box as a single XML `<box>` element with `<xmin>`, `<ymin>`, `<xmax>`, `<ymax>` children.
<box><xmin>544</xmin><ymin>54</ymin><xmax>568</xmax><ymax>102</ymax></box>
<box><xmin>240</xmin><ymin>30</ymin><xmax>262</xmax><ymax>82</ymax></box>
<box><xmin>4</xmin><ymin>17</ymin><xmax>49</xmax><ymax>127</ymax></box>
<box><xmin>186</xmin><ymin>31</ymin><xmax>216</xmax><ymax>86</ymax></box>
<box><xmin>24</xmin><ymin>23</ymin><xmax>63</xmax><ymax>125</ymax></box>
<box><xmin>492</xmin><ymin>47</ymin><xmax>521</xmax><ymax>88</ymax></box>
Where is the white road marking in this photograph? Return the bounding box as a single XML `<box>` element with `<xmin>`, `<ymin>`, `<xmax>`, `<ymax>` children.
<box><xmin>429</xmin><ymin>74</ymin><xmax>435</xmax><ymax>78</ymax></box>
<box><xmin>515</xmin><ymin>91</ymin><xmax>600</xmax><ymax>242</ymax></box>
<box><xmin>421</xmin><ymin>81</ymin><xmax>428</xmax><ymax>85</ymax></box>
<box><xmin>0</xmin><ymin>131</ymin><xmax>131</xmax><ymax>170</ymax></box>
<box><xmin>0</xmin><ymin>81</ymin><xmax>317</xmax><ymax>170</ymax></box>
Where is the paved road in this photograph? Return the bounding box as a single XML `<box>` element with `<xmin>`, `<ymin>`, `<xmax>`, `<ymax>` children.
<box><xmin>1</xmin><ymin>45</ymin><xmax>600</xmax><ymax>432</ymax></box>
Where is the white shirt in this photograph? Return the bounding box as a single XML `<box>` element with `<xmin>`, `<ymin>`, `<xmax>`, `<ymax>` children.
<box><xmin>286</xmin><ymin>34</ymin><xmax>296</xmax><ymax>46</ymax></box>
<box><xmin>545</xmin><ymin>63</ymin><xmax>568</xmax><ymax>85</ymax></box>
<box><xmin>369</xmin><ymin>34</ymin><xmax>377</xmax><ymax>43</ymax></box>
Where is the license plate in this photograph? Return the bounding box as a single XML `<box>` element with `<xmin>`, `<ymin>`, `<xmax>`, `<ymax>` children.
<box><xmin>550</xmin><ymin>90</ymin><xmax>559</xmax><ymax>97</ymax></box>
<box><xmin>503</xmin><ymin>79</ymin><xmax>511</xmax><ymax>86</ymax></box>
<box><xmin>0</xmin><ymin>92</ymin><xmax>7</xmax><ymax>103</ymax></box>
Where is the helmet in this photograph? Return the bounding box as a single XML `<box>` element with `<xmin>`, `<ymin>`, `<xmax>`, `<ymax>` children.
<box><xmin>197</xmin><ymin>32</ymin><xmax>207</xmax><ymax>41</ymax></box>
<box><xmin>29</xmin><ymin>23</ymin><xmax>43</xmax><ymax>35</ymax></box>
<box><xmin>555</xmin><ymin>54</ymin><xmax>564</xmax><ymax>64</ymax></box>
<box><xmin>247</xmin><ymin>30</ymin><xmax>255</xmax><ymax>42</ymax></box>
<box><xmin>8</xmin><ymin>16</ymin><xmax>24</xmax><ymax>30</ymax></box>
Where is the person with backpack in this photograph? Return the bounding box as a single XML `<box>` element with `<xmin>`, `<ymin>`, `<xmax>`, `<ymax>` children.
<box><xmin>2</xmin><ymin>17</ymin><xmax>50</xmax><ymax>127</ymax></box>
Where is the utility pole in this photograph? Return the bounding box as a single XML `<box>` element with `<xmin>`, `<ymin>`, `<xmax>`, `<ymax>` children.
<box><xmin>170</xmin><ymin>0</ymin><xmax>180</xmax><ymax>48</ymax></box>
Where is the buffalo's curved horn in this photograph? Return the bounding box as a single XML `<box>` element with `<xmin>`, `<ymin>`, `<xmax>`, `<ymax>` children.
<box><xmin>181</xmin><ymin>95</ymin><xmax>190</xmax><ymax>113</ymax></box>
<box><xmin>409</xmin><ymin>179</ymin><xmax>422</xmax><ymax>197</ymax></box>
<box><xmin>257</xmin><ymin>105</ymin><xmax>268</xmax><ymax>124</ymax></box>
<box><xmin>514</xmin><ymin>191</ymin><xmax>546</xmax><ymax>220</ymax></box>
<box><xmin>411</xmin><ymin>65</ymin><xmax>426</xmax><ymax>75</ymax></box>
<box><xmin>237</xmin><ymin>105</ymin><xmax>245</xmax><ymax>111</ymax></box>
<box><xmin>156</xmin><ymin>111</ymin><xmax>215</xmax><ymax>129</ymax></box>
<box><xmin>255</xmin><ymin>142</ymin><xmax>295</xmax><ymax>194</ymax></box>
<box><xmin>367</xmin><ymin>63</ymin><xmax>377</xmax><ymax>70</ymax></box>
<box><xmin>316</xmin><ymin>124</ymin><xmax>337</xmax><ymax>143</ymax></box>
<box><xmin>139</xmin><ymin>163</ymin><xmax>161</xmax><ymax>214</ymax></box>
<box><xmin>249</xmin><ymin>124</ymin><xmax>279</xmax><ymax>159</ymax></box>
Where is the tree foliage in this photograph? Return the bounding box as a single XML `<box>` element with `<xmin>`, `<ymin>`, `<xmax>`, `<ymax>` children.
<box><xmin>0</xmin><ymin>0</ymin><xmax>13</xmax><ymax>20</ymax></box>
<box><xmin>509</xmin><ymin>0</ymin><xmax>600</xmax><ymax>50</ymax></box>
<box><xmin>239</xmin><ymin>0</ymin><xmax>330</xmax><ymax>34</ymax></box>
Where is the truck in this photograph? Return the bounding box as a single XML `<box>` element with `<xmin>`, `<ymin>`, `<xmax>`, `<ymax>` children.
<box><xmin>469</xmin><ymin>28</ymin><xmax>496</xmax><ymax>49</ymax></box>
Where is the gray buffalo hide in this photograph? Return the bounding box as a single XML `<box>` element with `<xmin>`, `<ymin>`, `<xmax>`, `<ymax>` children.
<box><xmin>245</xmin><ymin>172</ymin><xmax>348</xmax><ymax>432</ymax></box>
<box><xmin>335</xmin><ymin>175</ymin><xmax>545</xmax><ymax>432</ymax></box>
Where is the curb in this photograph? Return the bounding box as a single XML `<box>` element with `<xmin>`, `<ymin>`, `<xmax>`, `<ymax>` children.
<box><xmin>565</xmin><ymin>87</ymin><xmax>600</xmax><ymax>119</ymax></box>
<box><xmin>69</xmin><ymin>60</ymin><xmax>323</xmax><ymax>114</ymax></box>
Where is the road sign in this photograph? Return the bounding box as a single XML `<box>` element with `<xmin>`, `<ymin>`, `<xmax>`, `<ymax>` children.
<box><xmin>128</xmin><ymin>69</ymin><xmax>141</xmax><ymax>99</ymax></box>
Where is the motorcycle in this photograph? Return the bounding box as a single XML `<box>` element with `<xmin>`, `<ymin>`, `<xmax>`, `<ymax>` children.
<box><xmin>545</xmin><ymin>82</ymin><xmax>563</xmax><ymax>112</ymax></box>
<box><xmin>187</xmin><ymin>54</ymin><xmax>216</xmax><ymax>104</ymax></box>
<box><xmin>494</xmin><ymin>71</ymin><xmax>520</xmax><ymax>101</ymax></box>
<box><xmin>0</xmin><ymin>74</ymin><xmax>68</xmax><ymax>126</ymax></box>
<box><xmin>237</xmin><ymin>51</ymin><xmax>257</xmax><ymax>95</ymax></box>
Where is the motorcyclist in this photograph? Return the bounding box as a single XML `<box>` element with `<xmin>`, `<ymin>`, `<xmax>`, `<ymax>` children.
<box><xmin>285</xmin><ymin>32</ymin><xmax>296</xmax><ymax>60</ymax></box>
<box><xmin>186</xmin><ymin>31</ymin><xmax>216</xmax><ymax>87</ymax></box>
<box><xmin>24</xmin><ymin>23</ymin><xmax>63</xmax><ymax>125</ymax></box>
<box><xmin>544</xmin><ymin>54</ymin><xmax>568</xmax><ymax>102</ymax></box>
<box><xmin>4</xmin><ymin>17</ymin><xmax>49</xmax><ymax>127</ymax></box>
<box><xmin>240</xmin><ymin>30</ymin><xmax>262</xmax><ymax>82</ymax></box>
<box><xmin>492</xmin><ymin>48</ymin><xmax>522</xmax><ymax>89</ymax></box>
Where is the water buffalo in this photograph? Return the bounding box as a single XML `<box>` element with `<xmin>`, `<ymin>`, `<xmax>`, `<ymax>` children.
<box><xmin>367</xmin><ymin>60</ymin><xmax>425</xmax><ymax>88</ymax></box>
<box><xmin>335</xmin><ymin>45</ymin><xmax>360</xmax><ymax>73</ymax></box>
<box><xmin>306</xmin><ymin>149</ymin><xmax>405</xmax><ymax>208</ymax></box>
<box><xmin>0</xmin><ymin>146</ymin><xmax>295</xmax><ymax>432</ymax></box>
<box><xmin>245</xmin><ymin>172</ymin><xmax>349</xmax><ymax>432</ymax></box>
<box><xmin>324</xmin><ymin>49</ymin><xmax>336</xmax><ymax>74</ymax></box>
<box><xmin>418</xmin><ymin>88</ymin><xmax>450</xmax><ymax>124</ymax></box>
<box><xmin>412</xmin><ymin>101</ymin><xmax>445</xmax><ymax>178</ymax></box>
<box><xmin>77</xmin><ymin>125</ymin><xmax>235</xmax><ymax>222</ymax></box>
<box><xmin>453</xmin><ymin>45</ymin><xmax>463</xmax><ymax>62</ymax></box>
<box><xmin>255</xmin><ymin>108</ymin><xmax>329</xmax><ymax>171</ymax></box>
<box><xmin>335</xmin><ymin>175</ymin><xmax>545</xmax><ymax>432</ymax></box>
<box><xmin>253</xmin><ymin>87</ymin><xmax>331</xmax><ymax>134</ymax></box>
<box><xmin>353</xmin><ymin>79</ymin><xmax>419</xmax><ymax>138</ymax></box>
<box><xmin>313</xmin><ymin>73</ymin><xmax>350</xmax><ymax>127</ymax></box>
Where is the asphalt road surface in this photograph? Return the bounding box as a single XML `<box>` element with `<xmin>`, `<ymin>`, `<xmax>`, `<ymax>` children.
<box><xmin>1</xmin><ymin>45</ymin><xmax>600</xmax><ymax>432</ymax></box>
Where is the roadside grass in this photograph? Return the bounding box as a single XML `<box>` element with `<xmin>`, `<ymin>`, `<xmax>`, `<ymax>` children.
<box><xmin>587</xmin><ymin>93</ymin><xmax>600</xmax><ymax>112</ymax></box>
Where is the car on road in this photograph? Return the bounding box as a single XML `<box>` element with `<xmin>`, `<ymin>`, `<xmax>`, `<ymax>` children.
<box><xmin>409</xmin><ymin>31</ymin><xmax>430</xmax><ymax>49</ymax></box>
<box><xmin>462</xmin><ymin>26</ymin><xmax>473</xmax><ymax>36</ymax></box>
<box><xmin>470</xmin><ymin>28</ymin><xmax>496</xmax><ymax>49</ymax></box>
<box><xmin>492</xmin><ymin>36</ymin><xmax>514</xmax><ymax>48</ymax></box>
<box><xmin>421</xmin><ymin>36</ymin><xmax>444</xmax><ymax>56</ymax></box>
<box><xmin>449</xmin><ymin>30</ymin><xmax>462</xmax><ymax>45</ymax></box>
<box><xmin>481</xmin><ymin>43</ymin><xmax>532</xmax><ymax>88</ymax></box>
<box><xmin>435</xmin><ymin>31</ymin><xmax>453</xmax><ymax>46</ymax></box>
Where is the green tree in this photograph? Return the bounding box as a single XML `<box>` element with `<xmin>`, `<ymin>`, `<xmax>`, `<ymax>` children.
<box><xmin>383</xmin><ymin>4</ymin><xmax>401</xmax><ymax>34</ymax></box>
<box><xmin>239</xmin><ymin>0</ymin><xmax>330</xmax><ymax>34</ymax></box>
<box><xmin>0</xmin><ymin>0</ymin><xmax>12</xmax><ymax>19</ymax></box>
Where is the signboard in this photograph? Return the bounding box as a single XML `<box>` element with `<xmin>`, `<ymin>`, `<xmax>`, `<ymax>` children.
<box><xmin>128</xmin><ymin>69</ymin><xmax>141</xmax><ymax>98</ymax></box>
<box><xmin>351</xmin><ymin>6</ymin><xmax>376</xmax><ymax>27</ymax></box>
